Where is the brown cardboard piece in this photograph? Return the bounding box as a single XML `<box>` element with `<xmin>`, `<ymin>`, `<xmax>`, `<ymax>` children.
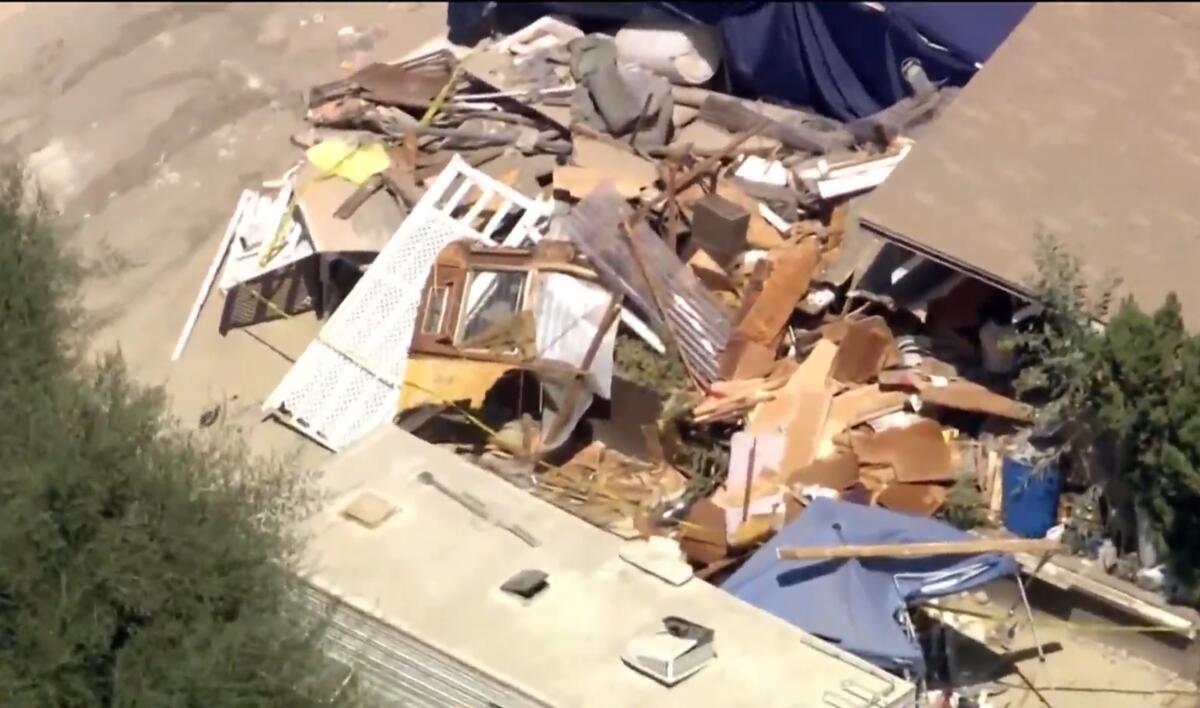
<box><xmin>825</xmin><ymin>384</ymin><xmax>909</xmax><ymax>437</ymax></box>
<box><xmin>778</xmin><ymin>387</ymin><xmax>835</xmax><ymax>473</ymax></box>
<box><xmin>876</xmin><ymin>483</ymin><xmax>948</xmax><ymax>517</ymax></box>
<box><xmin>732</xmin><ymin>239</ymin><xmax>820</xmax><ymax>346</ymax></box>
<box><xmin>821</xmin><ymin>319</ymin><xmax>852</xmax><ymax>344</ymax></box>
<box><xmin>748</xmin><ymin>338</ymin><xmax>838</xmax><ymax>432</ymax></box>
<box><xmin>679</xmin><ymin>498</ymin><xmax>729</xmax><ymax>565</ymax></box>
<box><xmin>858</xmin><ymin>464</ymin><xmax>898</xmax><ymax>491</ymax></box>
<box><xmin>717</xmin><ymin>259</ymin><xmax>770</xmax><ymax>378</ymax></box>
<box><xmin>852</xmin><ymin>418</ymin><xmax>956</xmax><ymax>483</ymax></box>
<box><xmin>917</xmin><ymin>379</ymin><xmax>1034</xmax><ymax>423</ymax></box>
<box><xmin>719</xmin><ymin>338</ymin><xmax>778</xmax><ymax>380</ymax></box>
<box><xmin>830</xmin><ymin>316</ymin><xmax>898</xmax><ymax>384</ymax></box>
<box><xmin>786</xmin><ymin>452</ymin><xmax>860</xmax><ymax>490</ymax></box>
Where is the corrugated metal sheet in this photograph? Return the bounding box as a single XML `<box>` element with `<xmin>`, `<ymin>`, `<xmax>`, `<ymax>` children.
<box><xmin>301</xmin><ymin>582</ymin><xmax>552</xmax><ymax>708</ymax></box>
<box><xmin>858</xmin><ymin>3</ymin><xmax>1200</xmax><ymax>328</ymax></box>
<box><xmin>562</xmin><ymin>184</ymin><xmax>733</xmax><ymax>384</ymax></box>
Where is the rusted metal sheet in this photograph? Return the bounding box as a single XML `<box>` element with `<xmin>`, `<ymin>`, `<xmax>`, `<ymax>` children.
<box><xmin>561</xmin><ymin>184</ymin><xmax>733</xmax><ymax>385</ymax></box>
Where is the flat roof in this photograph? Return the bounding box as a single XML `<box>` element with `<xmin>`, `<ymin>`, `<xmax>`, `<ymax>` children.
<box><xmin>858</xmin><ymin>4</ymin><xmax>1200</xmax><ymax>328</ymax></box>
<box><xmin>299</xmin><ymin>426</ymin><xmax>915</xmax><ymax>708</ymax></box>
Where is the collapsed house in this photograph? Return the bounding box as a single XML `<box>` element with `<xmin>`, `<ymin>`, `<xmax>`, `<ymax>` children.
<box><xmin>173</xmin><ymin>5</ymin><xmax>1200</xmax><ymax>705</ymax></box>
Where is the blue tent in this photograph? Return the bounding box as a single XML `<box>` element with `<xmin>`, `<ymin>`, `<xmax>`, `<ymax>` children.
<box><xmin>446</xmin><ymin>2</ymin><xmax>1032</xmax><ymax>121</ymax></box>
<box><xmin>721</xmin><ymin>499</ymin><xmax>1017</xmax><ymax>673</ymax></box>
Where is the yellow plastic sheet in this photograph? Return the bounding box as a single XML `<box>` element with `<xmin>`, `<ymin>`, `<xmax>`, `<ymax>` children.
<box><xmin>305</xmin><ymin>139</ymin><xmax>390</xmax><ymax>185</ymax></box>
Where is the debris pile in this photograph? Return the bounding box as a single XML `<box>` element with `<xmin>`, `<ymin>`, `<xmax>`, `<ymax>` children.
<box><xmin>173</xmin><ymin>15</ymin><xmax>1026</xmax><ymax>591</ymax></box>
<box><xmin>171</xmin><ymin>10</ymin><xmax>1200</xmax><ymax>699</ymax></box>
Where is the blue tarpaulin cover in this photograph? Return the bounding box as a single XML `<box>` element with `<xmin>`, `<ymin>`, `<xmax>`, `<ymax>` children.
<box><xmin>447</xmin><ymin>2</ymin><xmax>1032</xmax><ymax>121</ymax></box>
<box><xmin>721</xmin><ymin>498</ymin><xmax>1017</xmax><ymax>673</ymax></box>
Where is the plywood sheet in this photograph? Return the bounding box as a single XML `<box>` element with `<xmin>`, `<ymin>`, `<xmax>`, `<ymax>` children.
<box><xmin>733</xmin><ymin>239</ymin><xmax>820</xmax><ymax>345</ymax></box>
<box><xmin>748</xmin><ymin>339</ymin><xmax>838</xmax><ymax>432</ymax></box>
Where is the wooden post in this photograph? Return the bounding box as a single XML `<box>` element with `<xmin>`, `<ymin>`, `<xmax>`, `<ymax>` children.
<box><xmin>776</xmin><ymin>538</ymin><xmax>1063</xmax><ymax>561</ymax></box>
<box><xmin>741</xmin><ymin>437</ymin><xmax>757</xmax><ymax>524</ymax></box>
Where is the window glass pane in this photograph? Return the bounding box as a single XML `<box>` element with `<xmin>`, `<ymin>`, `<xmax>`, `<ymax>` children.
<box><xmin>458</xmin><ymin>270</ymin><xmax>526</xmax><ymax>343</ymax></box>
<box><xmin>421</xmin><ymin>286</ymin><xmax>449</xmax><ymax>335</ymax></box>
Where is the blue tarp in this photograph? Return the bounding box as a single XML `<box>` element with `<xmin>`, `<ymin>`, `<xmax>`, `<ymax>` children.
<box><xmin>721</xmin><ymin>499</ymin><xmax>1017</xmax><ymax>673</ymax></box>
<box><xmin>446</xmin><ymin>2</ymin><xmax>1032</xmax><ymax>121</ymax></box>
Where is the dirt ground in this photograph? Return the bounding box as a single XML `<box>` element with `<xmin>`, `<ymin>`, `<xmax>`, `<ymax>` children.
<box><xmin>933</xmin><ymin>583</ymin><xmax>1199</xmax><ymax>708</ymax></box>
<box><xmin>0</xmin><ymin>2</ymin><xmax>448</xmax><ymax>470</ymax></box>
<box><xmin>1</xmin><ymin>3</ymin><xmax>1196</xmax><ymax>706</ymax></box>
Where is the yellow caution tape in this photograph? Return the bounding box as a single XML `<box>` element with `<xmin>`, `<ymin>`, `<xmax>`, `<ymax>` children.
<box><xmin>418</xmin><ymin>63</ymin><xmax>466</xmax><ymax>128</ymax></box>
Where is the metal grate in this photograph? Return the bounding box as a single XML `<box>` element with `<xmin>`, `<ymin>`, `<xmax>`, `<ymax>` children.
<box><xmin>300</xmin><ymin>582</ymin><xmax>552</xmax><ymax>708</ymax></box>
<box><xmin>219</xmin><ymin>256</ymin><xmax>320</xmax><ymax>334</ymax></box>
<box><xmin>263</xmin><ymin>156</ymin><xmax>550</xmax><ymax>450</ymax></box>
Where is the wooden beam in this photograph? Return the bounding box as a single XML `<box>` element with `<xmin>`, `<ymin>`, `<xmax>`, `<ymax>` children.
<box><xmin>776</xmin><ymin>538</ymin><xmax>1063</xmax><ymax>561</ymax></box>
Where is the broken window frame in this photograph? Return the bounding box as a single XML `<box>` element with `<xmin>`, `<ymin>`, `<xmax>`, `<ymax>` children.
<box><xmin>410</xmin><ymin>239</ymin><xmax>601</xmax><ymax>365</ymax></box>
<box><xmin>412</xmin><ymin>262</ymin><xmax>468</xmax><ymax>351</ymax></box>
<box><xmin>455</xmin><ymin>268</ymin><xmax>531</xmax><ymax>349</ymax></box>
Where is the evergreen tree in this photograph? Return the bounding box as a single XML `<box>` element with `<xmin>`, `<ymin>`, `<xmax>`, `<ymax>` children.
<box><xmin>0</xmin><ymin>168</ymin><xmax>356</xmax><ymax>706</ymax></box>
<box><xmin>1015</xmin><ymin>236</ymin><xmax>1200</xmax><ymax>603</ymax></box>
<box><xmin>1091</xmin><ymin>295</ymin><xmax>1200</xmax><ymax>601</ymax></box>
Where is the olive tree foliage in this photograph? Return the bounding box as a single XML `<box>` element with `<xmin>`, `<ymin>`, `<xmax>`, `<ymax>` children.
<box><xmin>0</xmin><ymin>168</ymin><xmax>358</xmax><ymax>706</ymax></box>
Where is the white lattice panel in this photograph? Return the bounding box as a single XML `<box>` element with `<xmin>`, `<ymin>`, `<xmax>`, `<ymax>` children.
<box><xmin>322</xmin><ymin>213</ymin><xmax>463</xmax><ymax>380</ymax></box>
<box><xmin>264</xmin><ymin>155</ymin><xmax>549</xmax><ymax>450</ymax></box>
<box><xmin>272</xmin><ymin>344</ymin><xmax>398</xmax><ymax>446</ymax></box>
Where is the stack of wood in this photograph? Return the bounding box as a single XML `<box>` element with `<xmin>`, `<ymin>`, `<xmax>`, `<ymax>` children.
<box><xmin>679</xmin><ymin>302</ymin><xmax>1034</xmax><ymax>570</ymax></box>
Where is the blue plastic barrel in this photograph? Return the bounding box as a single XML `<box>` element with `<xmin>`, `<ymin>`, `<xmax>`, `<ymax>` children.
<box><xmin>1001</xmin><ymin>455</ymin><xmax>1062</xmax><ymax>538</ymax></box>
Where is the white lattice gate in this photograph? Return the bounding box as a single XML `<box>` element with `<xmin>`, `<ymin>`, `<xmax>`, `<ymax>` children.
<box><xmin>263</xmin><ymin>155</ymin><xmax>551</xmax><ymax>450</ymax></box>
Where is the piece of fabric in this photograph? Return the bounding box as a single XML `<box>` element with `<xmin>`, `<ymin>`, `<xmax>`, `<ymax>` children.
<box><xmin>448</xmin><ymin>2</ymin><xmax>1032</xmax><ymax>121</ymax></box>
<box><xmin>568</xmin><ymin>34</ymin><xmax>673</xmax><ymax>149</ymax></box>
<box><xmin>721</xmin><ymin>498</ymin><xmax>1016</xmax><ymax>673</ymax></box>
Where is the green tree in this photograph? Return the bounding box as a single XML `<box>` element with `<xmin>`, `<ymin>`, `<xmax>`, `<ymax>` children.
<box><xmin>1011</xmin><ymin>233</ymin><xmax>1115</xmax><ymax>432</ymax></box>
<box><xmin>1092</xmin><ymin>295</ymin><xmax>1200</xmax><ymax>601</ymax></box>
<box><xmin>0</xmin><ymin>168</ymin><xmax>355</xmax><ymax>706</ymax></box>
<box><xmin>1014</xmin><ymin>235</ymin><xmax>1200</xmax><ymax>603</ymax></box>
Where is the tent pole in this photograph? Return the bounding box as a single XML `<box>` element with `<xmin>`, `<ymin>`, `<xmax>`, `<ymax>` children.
<box><xmin>1014</xmin><ymin>571</ymin><xmax>1047</xmax><ymax>664</ymax></box>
